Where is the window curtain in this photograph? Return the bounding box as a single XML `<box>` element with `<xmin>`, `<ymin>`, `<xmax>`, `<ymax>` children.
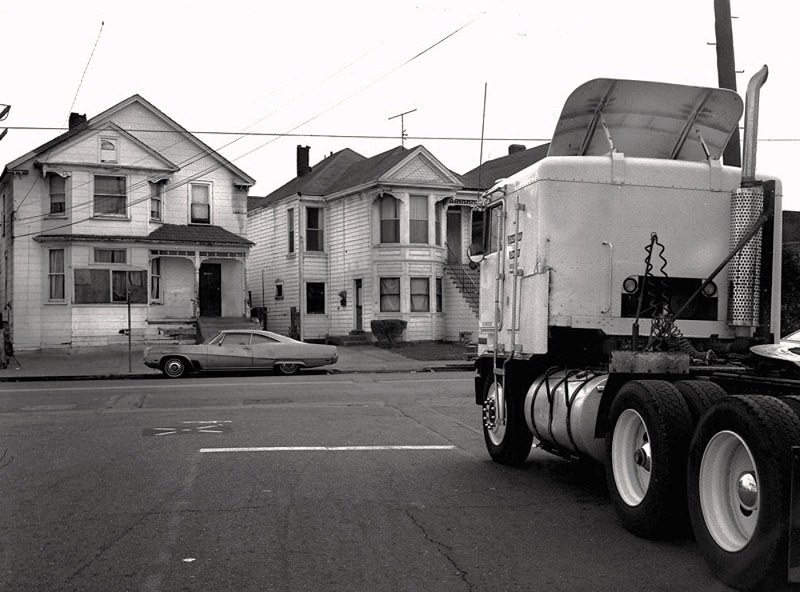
<box><xmin>380</xmin><ymin>277</ymin><xmax>400</xmax><ymax>312</ymax></box>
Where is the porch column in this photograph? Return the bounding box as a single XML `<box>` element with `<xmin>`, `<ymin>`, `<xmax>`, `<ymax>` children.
<box><xmin>193</xmin><ymin>252</ymin><xmax>201</xmax><ymax>319</ymax></box>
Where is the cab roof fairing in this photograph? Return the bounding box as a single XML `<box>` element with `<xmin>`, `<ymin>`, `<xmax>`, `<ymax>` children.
<box><xmin>547</xmin><ymin>78</ymin><xmax>744</xmax><ymax>163</ymax></box>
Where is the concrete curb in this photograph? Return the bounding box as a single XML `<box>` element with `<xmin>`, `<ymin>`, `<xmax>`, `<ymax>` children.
<box><xmin>0</xmin><ymin>364</ymin><xmax>475</xmax><ymax>382</ymax></box>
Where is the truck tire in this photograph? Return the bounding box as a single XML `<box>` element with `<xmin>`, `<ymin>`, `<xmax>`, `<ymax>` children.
<box><xmin>687</xmin><ymin>395</ymin><xmax>800</xmax><ymax>591</ymax></box>
<box><xmin>482</xmin><ymin>374</ymin><xmax>533</xmax><ymax>466</ymax></box>
<box><xmin>674</xmin><ymin>380</ymin><xmax>727</xmax><ymax>425</ymax></box>
<box><xmin>605</xmin><ymin>380</ymin><xmax>692</xmax><ymax>538</ymax></box>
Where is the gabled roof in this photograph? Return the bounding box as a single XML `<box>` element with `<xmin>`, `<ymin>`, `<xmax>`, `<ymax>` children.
<box><xmin>4</xmin><ymin>95</ymin><xmax>255</xmax><ymax>186</ymax></box>
<box><xmin>249</xmin><ymin>148</ymin><xmax>365</xmax><ymax>211</ymax></box>
<box><xmin>325</xmin><ymin>146</ymin><xmax>410</xmax><ymax>194</ymax></box>
<box><xmin>461</xmin><ymin>144</ymin><xmax>550</xmax><ymax>190</ymax></box>
<box><xmin>37</xmin><ymin>122</ymin><xmax>180</xmax><ymax>173</ymax></box>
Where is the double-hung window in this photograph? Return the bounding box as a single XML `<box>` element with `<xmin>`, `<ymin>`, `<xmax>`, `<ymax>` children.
<box><xmin>49</xmin><ymin>175</ymin><xmax>66</xmax><ymax>215</ymax></box>
<box><xmin>94</xmin><ymin>175</ymin><xmax>126</xmax><ymax>217</ymax></box>
<box><xmin>410</xmin><ymin>195</ymin><xmax>428</xmax><ymax>243</ymax></box>
<box><xmin>306</xmin><ymin>207</ymin><xmax>323</xmax><ymax>251</ymax></box>
<box><xmin>379</xmin><ymin>194</ymin><xmax>400</xmax><ymax>243</ymax></box>
<box><xmin>410</xmin><ymin>277</ymin><xmax>430</xmax><ymax>312</ymax></box>
<box><xmin>379</xmin><ymin>277</ymin><xmax>400</xmax><ymax>312</ymax></box>
<box><xmin>190</xmin><ymin>183</ymin><xmax>211</xmax><ymax>224</ymax></box>
<box><xmin>150</xmin><ymin>181</ymin><xmax>164</xmax><ymax>221</ymax></box>
<box><xmin>48</xmin><ymin>249</ymin><xmax>65</xmax><ymax>300</ymax></box>
<box><xmin>287</xmin><ymin>208</ymin><xmax>295</xmax><ymax>253</ymax></box>
<box><xmin>436</xmin><ymin>277</ymin><xmax>443</xmax><ymax>312</ymax></box>
<box><xmin>150</xmin><ymin>258</ymin><xmax>161</xmax><ymax>301</ymax></box>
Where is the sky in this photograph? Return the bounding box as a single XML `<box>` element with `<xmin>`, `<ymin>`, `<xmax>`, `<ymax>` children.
<box><xmin>1</xmin><ymin>1</ymin><xmax>799</xmax><ymax>209</ymax></box>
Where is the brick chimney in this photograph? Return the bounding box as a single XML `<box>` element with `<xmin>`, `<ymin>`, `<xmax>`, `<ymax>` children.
<box><xmin>508</xmin><ymin>144</ymin><xmax>526</xmax><ymax>155</ymax></box>
<box><xmin>296</xmin><ymin>145</ymin><xmax>311</xmax><ymax>177</ymax></box>
<box><xmin>69</xmin><ymin>112</ymin><xmax>87</xmax><ymax>130</ymax></box>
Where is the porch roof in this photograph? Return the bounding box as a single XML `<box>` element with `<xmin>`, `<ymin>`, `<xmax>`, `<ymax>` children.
<box><xmin>33</xmin><ymin>224</ymin><xmax>254</xmax><ymax>247</ymax></box>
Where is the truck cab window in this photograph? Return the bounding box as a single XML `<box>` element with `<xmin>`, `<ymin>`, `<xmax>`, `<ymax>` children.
<box><xmin>485</xmin><ymin>205</ymin><xmax>502</xmax><ymax>254</ymax></box>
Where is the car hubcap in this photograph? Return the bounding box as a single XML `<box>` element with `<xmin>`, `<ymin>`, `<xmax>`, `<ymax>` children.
<box><xmin>165</xmin><ymin>360</ymin><xmax>182</xmax><ymax>376</ymax></box>
<box><xmin>699</xmin><ymin>430</ymin><xmax>759</xmax><ymax>551</ymax></box>
<box><xmin>612</xmin><ymin>409</ymin><xmax>651</xmax><ymax>506</ymax></box>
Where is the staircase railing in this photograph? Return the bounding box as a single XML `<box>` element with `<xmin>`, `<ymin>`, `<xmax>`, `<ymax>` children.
<box><xmin>444</xmin><ymin>244</ymin><xmax>480</xmax><ymax>314</ymax></box>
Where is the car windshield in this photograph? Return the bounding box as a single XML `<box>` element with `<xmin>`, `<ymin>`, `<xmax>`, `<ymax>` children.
<box><xmin>786</xmin><ymin>330</ymin><xmax>800</xmax><ymax>343</ymax></box>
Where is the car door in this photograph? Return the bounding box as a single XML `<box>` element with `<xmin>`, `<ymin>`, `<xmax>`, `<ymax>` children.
<box><xmin>250</xmin><ymin>333</ymin><xmax>280</xmax><ymax>369</ymax></box>
<box><xmin>205</xmin><ymin>332</ymin><xmax>253</xmax><ymax>369</ymax></box>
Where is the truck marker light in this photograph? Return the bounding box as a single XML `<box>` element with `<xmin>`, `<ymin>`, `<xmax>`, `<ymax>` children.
<box><xmin>623</xmin><ymin>276</ymin><xmax>639</xmax><ymax>294</ymax></box>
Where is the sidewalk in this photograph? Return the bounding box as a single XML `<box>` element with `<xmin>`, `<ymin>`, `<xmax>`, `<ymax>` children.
<box><xmin>0</xmin><ymin>343</ymin><xmax>474</xmax><ymax>381</ymax></box>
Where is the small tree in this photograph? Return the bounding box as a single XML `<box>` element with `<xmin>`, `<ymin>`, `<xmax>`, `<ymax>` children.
<box><xmin>371</xmin><ymin>319</ymin><xmax>407</xmax><ymax>347</ymax></box>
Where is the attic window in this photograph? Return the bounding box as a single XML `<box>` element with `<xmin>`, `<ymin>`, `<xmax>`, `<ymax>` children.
<box><xmin>100</xmin><ymin>138</ymin><xmax>118</xmax><ymax>163</ymax></box>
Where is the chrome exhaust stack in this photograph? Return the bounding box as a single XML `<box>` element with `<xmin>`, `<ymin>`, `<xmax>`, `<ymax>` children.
<box><xmin>728</xmin><ymin>66</ymin><xmax>770</xmax><ymax>331</ymax></box>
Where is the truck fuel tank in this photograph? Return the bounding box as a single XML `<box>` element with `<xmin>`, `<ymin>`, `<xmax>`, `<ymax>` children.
<box><xmin>524</xmin><ymin>370</ymin><xmax>608</xmax><ymax>463</ymax></box>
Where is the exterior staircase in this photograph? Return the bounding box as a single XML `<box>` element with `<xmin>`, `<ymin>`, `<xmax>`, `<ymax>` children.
<box><xmin>444</xmin><ymin>263</ymin><xmax>480</xmax><ymax>315</ymax></box>
<box><xmin>197</xmin><ymin>316</ymin><xmax>261</xmax><ymax>342</ymax></box>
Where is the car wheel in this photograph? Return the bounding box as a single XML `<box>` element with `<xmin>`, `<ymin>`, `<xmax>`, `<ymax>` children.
<box><xmin>605</xmin><ymin>380</ymin><xmax>693</xmax><ymax>538</ymax></box>
<box><xmin>687</xmin><ymin>395</ymin><xmax>800</xmax><ymax>591</ymax></box>
<box><xmin>276</xmin><ymin>362</ymin><xmax>300</xmax><ymax>376</ymax></box>
<box><xmin>162</xmin><ymin>356</ymin><xmax>187</xmax><ymax>378</ymax></box>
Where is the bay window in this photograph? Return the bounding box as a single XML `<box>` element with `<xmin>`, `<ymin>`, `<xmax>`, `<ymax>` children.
<box><xmin>410</xmin><ymin>195</ymin><xmax>428</xmax><ymax>243</ymax></box>
<box><xmin>410</xmin><ymin>277</ymin><xmax>430</xmax><ymax>312</ymax></box>
<box><xmin>380</xmin><ymin>277</ymin><xmax>400</xmax><ymax>312</ymax></box>
<box><xmin>379</xmin><ymin>194</ymin><xmax>400</xmax><ymax>243</ymax></box>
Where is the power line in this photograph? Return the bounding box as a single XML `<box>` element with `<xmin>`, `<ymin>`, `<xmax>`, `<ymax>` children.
<box><xmin>66</xmin><ymin>21</ymin><xmax>104</xmax><ymax>124</ymax></box>
<box><xmin>5</xmin><ymin>126</ymin><xmax>800</xmax><ymax>143</ymax></box>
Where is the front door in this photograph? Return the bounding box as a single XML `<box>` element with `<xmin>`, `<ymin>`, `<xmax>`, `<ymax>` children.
<box><xmin>199</xmin><ymin>263</ymin><xmax>222</xmax><ymax>317</ymax></box>
<box><xmin>446</xmin><ymin>209</ymin><xmax>462</xmax><ymax>263</ymax></box>
<box><xmin>354</xmin><ymin>279</ymin><xmax>363</xmax><ymax>332</ymax></box>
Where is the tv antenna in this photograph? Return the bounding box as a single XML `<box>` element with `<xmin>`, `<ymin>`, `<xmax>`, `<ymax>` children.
<box><xmin>388</xmin><ymin>108</ymin><xmax>417</xmax><ymax>146</ymax></box>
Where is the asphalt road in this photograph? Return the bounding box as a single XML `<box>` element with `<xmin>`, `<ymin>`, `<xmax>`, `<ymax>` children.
<box><xmin>0</xmin><ymin>372</ymin><xmax>759</xmax><ymax>591</ymax></box>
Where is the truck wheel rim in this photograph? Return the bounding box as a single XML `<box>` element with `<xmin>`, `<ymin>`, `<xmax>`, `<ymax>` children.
<box><xmin>699</xmin><ymin>430</ymin><xmax>759</xmax><ymax>552</ymax></box>
<box><xmin>612</xmin><ymin>409</ymin><xmax>651</xmax><ymax>506</ymax></box>
<box><xmin>484</xmin><ymin>382</ymin><xmax>506</xmax><ymax>445</ymax></box>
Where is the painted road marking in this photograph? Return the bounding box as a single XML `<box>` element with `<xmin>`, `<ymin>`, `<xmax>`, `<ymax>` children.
<box><xmin>143</xmin><ymin>422</ymin><xmax>232</xmax><ymax>437</ymax></box>
<box><xmin>199</xmin><ymin>445</ymin><xmax>456</xmax><ymax>453</ymax></box>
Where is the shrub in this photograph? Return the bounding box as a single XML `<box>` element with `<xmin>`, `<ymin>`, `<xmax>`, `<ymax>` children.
<box><xmin>371</xmin><ymin>319</ymin><xmax>407</xmax><ymax>346</ymax></box>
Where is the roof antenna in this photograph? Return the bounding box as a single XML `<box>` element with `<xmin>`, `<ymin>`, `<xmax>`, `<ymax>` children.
<box><xmin>388</xmin><ymin>108</ymin><xmax>417</xmax><ymax>147</ymax></box>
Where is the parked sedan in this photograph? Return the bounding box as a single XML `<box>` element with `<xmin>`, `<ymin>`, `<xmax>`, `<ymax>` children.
<box><xmin>143</xmin><ymin>330</ymin><xmax>339</xmax><ymax>378</ymax></box>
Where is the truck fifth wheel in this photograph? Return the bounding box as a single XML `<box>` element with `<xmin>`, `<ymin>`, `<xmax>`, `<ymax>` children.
<box><xmin>470</xmin><ymin>66</ymin><xmax>800</xmax><ymax>591</ymax></box>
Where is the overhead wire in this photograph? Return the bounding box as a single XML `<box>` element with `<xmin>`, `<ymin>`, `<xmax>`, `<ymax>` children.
<box><xmin>11</xmin><ymin>15</ymin><xmax>481</xmax><ymax>239</ymax></box>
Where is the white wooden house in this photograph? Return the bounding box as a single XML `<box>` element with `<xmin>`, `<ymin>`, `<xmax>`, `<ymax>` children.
<box><xmin>0</xmin><ymin>95</ymin><xmax>255</xmax><ymax>349</ymax></box>
<box><xmin>247</xmin><ymin>145</ymin><xmax>480</xmax><ymax>342</ymax></box>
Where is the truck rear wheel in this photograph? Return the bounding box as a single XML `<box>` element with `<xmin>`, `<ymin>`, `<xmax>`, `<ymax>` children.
<box><xmin>605</xmin><ymin>380</ymin><xmax>692</xmax><ymax>538</ymax></box>
<box><xmin>482</xmin><ymin>374</ymin><xmax>533</xmax><ymax>466</ymax></box>
<box><xmin>674</xmin><ymin>380</ymin><xmax>727</xmax><ymax>425</ymax></box>
<box><xmin>687</xmin><ymin>395</ymin><xmax>800</xmax><ymax>591</ymax></box>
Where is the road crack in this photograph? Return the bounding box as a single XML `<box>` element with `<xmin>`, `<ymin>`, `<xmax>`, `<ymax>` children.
<box><xmin>404</xmin><ymin>506</ymin><xmax>477</xmax><ymax>592</ymax></box>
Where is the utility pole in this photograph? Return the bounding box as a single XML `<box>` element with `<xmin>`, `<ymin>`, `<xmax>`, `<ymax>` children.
<box><xmin>388</xmin><ymin>109</ymin><xmax>417</xmax><ymax>147</ymax></box>
<box><xmin>714</xmin><ymin>0</ymin><xmax>741</xmax><ymax>167</ymax></box>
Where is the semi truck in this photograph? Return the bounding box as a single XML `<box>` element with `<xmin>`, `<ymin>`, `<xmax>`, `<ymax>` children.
<box><xmin>469</xmin><ymin>65</ymin><xmax>800</xmax><ymax>590</ymax></box>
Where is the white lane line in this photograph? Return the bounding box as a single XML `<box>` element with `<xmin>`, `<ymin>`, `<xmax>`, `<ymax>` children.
<box><xmin>199</xmin><ymin>445</ymin><xmax>456</xmax><ymax>453</ymax></box>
